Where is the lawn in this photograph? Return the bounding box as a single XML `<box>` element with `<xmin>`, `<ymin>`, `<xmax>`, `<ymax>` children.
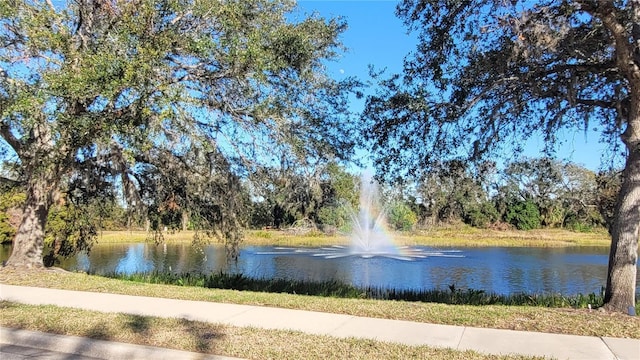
<box><xmin>0</xmin><ymin>301</ymin><xmax>542</xmax><ymax>360</ymax></box>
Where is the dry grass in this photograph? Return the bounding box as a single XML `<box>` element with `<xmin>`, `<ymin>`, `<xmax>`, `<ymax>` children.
<box><xmin>403</xmin><ymin>227</ymin><xmax>610</xmax><ymax>247</ymax></box>
<box><xmin>0</xmin><ymin>301</ymin><xmax>545</xmax><ymax>360</ymax></box>
<box><xmin>1</xmin><ymin>268</ymin><xmax>637</xmax><ymax>339</ymax></box>
<box><xmin>98</xmin><ymin>227</ymin><xmax>611</xmax><ymax>248</ymax></box>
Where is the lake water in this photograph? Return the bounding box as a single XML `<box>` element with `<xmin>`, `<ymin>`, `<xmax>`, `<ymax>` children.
<box><xmin>2</xmin><ymin>243</ymin><xmax>639</xmax><ymax>295</ymax></box>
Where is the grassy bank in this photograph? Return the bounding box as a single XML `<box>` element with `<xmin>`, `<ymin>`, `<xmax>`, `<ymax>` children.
<box><xmin>106</xmin><ymin>271</ymin><xmax>608</xmax><ymax>308</ymax></box>
<box><xmin>1</xmin><ymin>268</ymin><xmax>637</xmax><ymax>339</ymax></box>
<box><xmin>97</xmin><ymin>226</ymin><xmax>612</xmax><ymax>247</ymax></box>
<box><xmin>0</xmin><ymin>301</ymin><xmax>541</xmax><ymax>360</ymax></box>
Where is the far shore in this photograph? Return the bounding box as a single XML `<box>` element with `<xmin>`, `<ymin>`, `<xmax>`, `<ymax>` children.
<box><xmin>95</xmin><ymin>227</ymin><xmax>612</xmax><ymax>248</ymax></box>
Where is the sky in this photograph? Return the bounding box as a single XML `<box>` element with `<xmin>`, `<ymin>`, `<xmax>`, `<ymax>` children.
<box><xmin>294</xmin><ymin>0</ymin><xmax>612</xmax><ymax>171</ymax></box>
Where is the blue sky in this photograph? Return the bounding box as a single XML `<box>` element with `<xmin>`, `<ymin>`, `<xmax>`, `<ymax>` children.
<box><xmin>295</xmin><ymin>0</ymin><xmax>611</xmax><ymax>171</ymax></box>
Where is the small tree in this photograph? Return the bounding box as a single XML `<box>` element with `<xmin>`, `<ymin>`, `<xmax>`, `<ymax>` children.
<box><xmin>505</xmin><ymin>199</ymin><xmax>542</xmax><ymax>231</ymax></box>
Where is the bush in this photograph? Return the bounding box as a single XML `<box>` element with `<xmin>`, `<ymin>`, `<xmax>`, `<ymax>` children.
<box><xmin>317</xmin><ymin>204</ymin><xmax>351</xmax><ymax>232</ymax></box>
<box><xmin>563</xmin><ymin>213</ymin><xmax>594</xmax><ymax>233</ymax></box>
<box><xmin>505</xmin><ymin>200</ymin><xmax>541</xmax><ymax>230</ymax></box>
<box><xmin>0</xmin><ymin>212</ymin><xmax>15</xmax><ymax>244</ymax></box>
<box><xmin>464</xmin><ymin>201</ymin><xmax>499</xmax><ymax>228</ymax></box>
<box><xmin>387</xmin><ymin>202</ymin><xmax>418</xmax><ymax>231</ymax></box>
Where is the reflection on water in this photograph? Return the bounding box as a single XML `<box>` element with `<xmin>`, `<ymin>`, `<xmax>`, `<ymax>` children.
<box><xmin>2</xmin><ymin>242</ymin><xmax>638</xmax><ymax>296</ymax></box>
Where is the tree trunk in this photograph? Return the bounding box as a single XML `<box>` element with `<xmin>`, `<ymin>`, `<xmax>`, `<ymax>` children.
<box><xmin>4</xmin><ymin>175</ymin><xmax>54</xmax><ymax>268</ymax></box>
<box><xmin>603</xmin><ymin>91</ymin><xmax>640</xmax><ymax>313</ymax></box>
<box><xmin>604</xmin><ymin>150</ymin><xmax>640</xmax><ymax>313</ymax></box>
<box><xmin>181</xmin><ymin>211</ymin><xmax>190</xmax><ymax>231</ymax></box>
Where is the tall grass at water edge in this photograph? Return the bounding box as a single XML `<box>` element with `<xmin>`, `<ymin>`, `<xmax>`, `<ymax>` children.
<box><xmin>102</xmin><ymin>271</ymin><xmax>611</xmax><ymax>308</ymax></box>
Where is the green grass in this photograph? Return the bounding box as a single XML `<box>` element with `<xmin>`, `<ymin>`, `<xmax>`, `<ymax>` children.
<box><xmin>105</xmin><ymin>270</ymin><xmax>609</xmax><ymax>308</ymax></box>
<box><xmin>0</xmin><ymin>301</ymin><xmax>543</xmax><ymax>360</ymax></box>
<box><xmin>1</xmin><ymin>268</ymin><xmax>638</xmax><ymax>339</ymax></box>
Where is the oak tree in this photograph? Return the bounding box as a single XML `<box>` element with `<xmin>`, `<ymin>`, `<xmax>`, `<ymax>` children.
<box><xmin>1</xmin><ymin>0</ymin><xmax>356</xmax><ymax>266</ymax></box>
<box><xmin>363</xmin><ymin>0</ymin><xmax>639</xmax><ymax>312</ymax></box>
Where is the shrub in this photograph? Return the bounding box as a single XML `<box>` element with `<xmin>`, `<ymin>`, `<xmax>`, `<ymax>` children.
<box><xmin>505</xmin><ymin>199</ymin><xmax>541</xmax><ymax>230</ymax></box>
<box><xmin>387</xmin><ymin>202</ymin><xmax>418</xmax><ymax>231</ymax></box>
<box><xmin>317</xmin><ymin>204</ymin><xmax>351</xmax><ymax>232</ymax></box>
<box><xmin>463</xmin><ymin>201</ymin><xmax>499</xmax><ymax>228</ymax></box>
<box><xmin>0</xmin><ymin>212</ymin><xmax>15</xmax><ymax>244</ymax></box>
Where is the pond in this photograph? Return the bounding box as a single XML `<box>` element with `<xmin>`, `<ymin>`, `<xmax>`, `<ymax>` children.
<box><xmin>3</xmin><ymin>242</ymin><xmax>638</xmax><ymax>296</ymax></box>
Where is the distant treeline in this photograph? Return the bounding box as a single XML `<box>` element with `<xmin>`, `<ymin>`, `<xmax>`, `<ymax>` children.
<box><xmin>0</xmin><ymin>157</ymin><xmax>619</xmax><ymax>247</ymax></box>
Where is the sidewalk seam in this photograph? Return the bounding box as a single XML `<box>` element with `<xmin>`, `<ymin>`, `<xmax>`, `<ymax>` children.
<box><xmin>456</xmin><ymin>326</ymin><xmax>466</xmax><ymax>350</ymax></box>
<box><xmin>599</xmin><ymin>336</ymin><xmax>620</xmax><ymax>360</ymax></box>
<box><xmin>327</xmin><ymin>315</ymin><xmax>357</xmax><ymax>335</ymax></box>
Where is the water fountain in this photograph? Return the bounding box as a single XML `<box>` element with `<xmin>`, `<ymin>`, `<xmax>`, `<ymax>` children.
<box><xmin>348</xmin><ymin>171</ymin><xmax>396</xmax><ymax>256</ymax></box>
<box><xmin>261</xmin><ymin>171</ymin><xmax>462</xmax><ymax>261</ymax></box>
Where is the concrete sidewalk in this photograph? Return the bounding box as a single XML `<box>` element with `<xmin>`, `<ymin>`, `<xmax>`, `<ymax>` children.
<box><xmin>1</xmin><ymin>284</ymin><xmax>638</xmax><ymax>359</ymax></box>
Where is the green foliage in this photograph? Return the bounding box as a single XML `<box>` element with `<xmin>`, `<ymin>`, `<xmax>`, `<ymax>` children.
<box><xmin>323</xmin><ymin>162</ymin><xmax>359</xmax><ymax>209</ymax></box>
<box><xmin>0</xmin><ymin>191</ymin><xmax>25</xmax><ymax>243</ymax></box>
<box><xmin>505</xmin><ymin>200</ymin><xmax>541</xmax><ymax>230</ymax></box>
<box><xmin>0</xmin><ymin>213</ymin><xmax>14</xmax><ymax>244</ymax></box>
<box><xmin>386</xmin><ymin>202</ymin><xmax>417</xmax><ymax>231</ymax></box>
<box><xmin>43</xmin><ymin>203</ymin><xmax>97</xmax><ymax>266</ymax></box>
<box><xmin>564</xmin><ymin>215</ymin><xmax>594</xmax><ymax>233</ymax></box>
<box><xmin>249</xmin><ymin>162</ymin><xmax>358</xmax><ymax>231</ymax></box>
<box><xmin>412</xmin><ymin>160</ymin><xmax>495</xmax><ymax>226</ymax></box>
<box><xmin>463</xmin><ymin>201</ymin><xmax>499</xmax><ymax>228</ymax></box>
<box><xmin>317</xmin><ymin>204</ymin><xmax>351</xmax><ymax>232</ymax></box>
<box><xmin>2</xmin><ymin>0</ymin><xmax>358</xmax><ymax>264</ymax></box>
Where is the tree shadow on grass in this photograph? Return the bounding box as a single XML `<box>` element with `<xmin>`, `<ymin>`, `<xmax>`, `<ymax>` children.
<box><xmin>0</xmin><ymin>302</ymin><xmax>228</xmax><ymax>357</ymax></box>
<box><xmin>124</xmin><ymin>314</ymin><xmax>150</xmax><ymax>335</ymax></box>
<box><xmin>74</xmin><ymin>314</ymin><xmax>227</xmax><ymax>356</ymax></box>
<box><xmin>175</xmin><ymin>317</ymin><xmax>225</xmax><ymax>353</ymax></box>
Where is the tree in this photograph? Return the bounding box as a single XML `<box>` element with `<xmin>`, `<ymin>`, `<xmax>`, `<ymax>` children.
<box><xmin>249</xmin><ymin>160</ymin><xmax>322</xmax><ymax>229</ymax></box>
<box><xmin>498</xmin><ymin>157</ymin><xmax>601</xmax><ymax>229</ymax></box>
<box><xmin>596</xmin><ymin>168</ymin><xmax>623</xmax><ymax>229</ymax></box>
<box><xmin>414</xmin><ymin>160</ymin><xmax>495</xmax><ymax>226</ymax></box>
<box><xmin>501</xmin><ymin>158</ymin><xmax>564</xmax><ymax>227</ymax></box>
<box><xmin>363</xmin><ymin>0</ymin><xmax>638</xmax><ymax>312</ymax></box>
<box><xmin>559</xmin><ymin>161</ymin><xmax>603</xmax><ymax>229</ymax></box>
<box><xmin>316</xmin><ymin>162</ymin><xmax>358</xmax><ymax>232</ymax></box>
<box><xmin>1</xmin><ymin>0</ymin><xmax>357</xmax><ymax>267</ymax></box>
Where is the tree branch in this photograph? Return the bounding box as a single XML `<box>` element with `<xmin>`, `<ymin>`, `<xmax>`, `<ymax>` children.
<box><xmin>574</xmin><ymin>97</ymin><xmax>618</xmax><ymax>109</ymax></box>
<box><xmin>632</xmin><ymin>0</ymin><xmax>640</xmax><ymax>65</ymax></box>
<box><xmin>0</xmin><ymin>176</ymin><xmax>21</xmax><ymax>188</ymax></box>
<box><xmin>577</xmin><ymin>0</ymin><xmax>640</xmax><ymax>83</ymax></box>
<box><xmin>44</xmin><ymin>0</ymin><xmax>55</xmax><ymax>11</ymax></box>
<box><xmin>0</xmin><ymin>120</ymin><xmax>22</xmax><ymax>154</ymax></box>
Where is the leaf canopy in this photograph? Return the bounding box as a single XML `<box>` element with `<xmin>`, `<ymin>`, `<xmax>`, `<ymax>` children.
<box><xmin>363</xmin><ymin>0</ymin><xmax>636</xmax><ymax>181</ymax></box>
<box><xmin>0</xmin><ymin>0</ymin><xmax>359</xmax><ymax>250</ymax></box>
